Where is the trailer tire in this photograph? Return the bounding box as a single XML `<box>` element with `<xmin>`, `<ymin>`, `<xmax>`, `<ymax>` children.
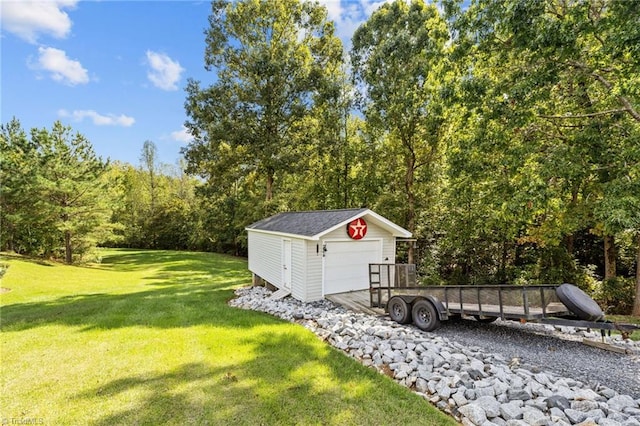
<box><xmin>412</xmin><ymin>299</ymin><xmax>441</xmax><ymax>332</ymax></box>
<box><xmin>556</xmin><ymin>283</ymin><xmax>604</xmax><ymax>321</ymax></box>
<box><xmin>387</xmin><ymin>296</ymin><xmax>411</xmax><ymax>324</ymax></box>
<box><xmin>474</xmin><ymin>315</ymin><xmax>498</xmax><ymax>323</ymax></box>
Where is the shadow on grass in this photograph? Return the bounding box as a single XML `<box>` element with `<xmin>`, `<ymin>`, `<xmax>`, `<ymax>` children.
<box><xmin>4</xmin><ymin>249</ymin><xmax>457</xmax><ymax>425</ymax></box>
<box><xmin>73</xmin><ymin>332</ymin><xmax>444</xmax><ymax>426</ymax></box>
<box><xmin>0</xmin><ymin>283</ymin><xmax>267</xmax><ymax>331</ymax></box>
<box><xmin>1</xmin><ymin>249</ymin><xmax>260</xmax><ymax>331</ymax></box>
<box><xmin>97</xmin><ymin>248</ymin><xmax>245</xmax><ymax>273</ymax></box>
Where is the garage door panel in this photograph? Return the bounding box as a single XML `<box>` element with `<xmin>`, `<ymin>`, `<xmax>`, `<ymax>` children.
<box><xmin>324</xmin><ymin>240</ymin><xmax>381</xmax><ymax>295</ymax></box>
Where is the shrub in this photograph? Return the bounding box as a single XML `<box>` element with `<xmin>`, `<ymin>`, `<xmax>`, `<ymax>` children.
<box><xmin>595</xmin><ymin>277</ymin><xmax>636</xmax><ymax>315</ymax></box>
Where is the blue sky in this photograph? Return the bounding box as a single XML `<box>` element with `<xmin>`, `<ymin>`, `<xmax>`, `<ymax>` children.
<box><xmin>1</xmin><ymin>0</ymin><xmax>385</xmax><ymax>166</ymax></box>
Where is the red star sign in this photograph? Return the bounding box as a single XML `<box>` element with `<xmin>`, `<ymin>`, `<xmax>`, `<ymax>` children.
<box><xmin>347</xmin><ymin>218</ymin><xmax>367</xmax><ymax>240</ymax></box>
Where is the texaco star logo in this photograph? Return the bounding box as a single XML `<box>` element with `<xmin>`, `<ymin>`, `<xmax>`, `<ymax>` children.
<box><xmin>347</xmin><ymin>218</ymin><xmax>367</xmax><ymax>240</ymax></box>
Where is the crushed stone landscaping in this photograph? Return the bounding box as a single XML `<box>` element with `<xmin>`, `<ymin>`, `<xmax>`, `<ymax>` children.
<box><xmin>230</xmin><ymin>286</ymin><xmax>640</xmax><ymax>426</ymax></box>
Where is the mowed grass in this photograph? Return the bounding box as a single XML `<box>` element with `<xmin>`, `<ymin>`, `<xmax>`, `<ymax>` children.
<box><xmin>608</xmin><ymin>314</ymin><xmax>640</xmax><ymax>341</ymax></box>
<box><xmin>0</xmin><ymin>249</ymin><xmax>456</xmax><ymax>425</ymax></box>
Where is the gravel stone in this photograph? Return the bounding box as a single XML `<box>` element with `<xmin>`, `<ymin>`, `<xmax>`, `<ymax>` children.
<box><xmin>522</xmin><ymin>407</ymin><xmax>548</xmax><ymax>426</ymax></box>
<box><xmin>609</xmin><ymin>395</ymin><xmax>639</xmax><ymax>412</ymax></box>
<box><xmin>507</xmin><ymin>389</ymin><xmax>531</xmax><ymax>401</ymax></box>
<box><xmin>459</xmin><ymin>403</ymin><xmax>487</xmax><ymax>425</ymax></box>
<box><xmin>229</xmin><ymin>286</ymin><xmax>640</xmax><ymax>426</ymax></box>
<box><xmin>476</xmin><ymin>395</ymin><xmax>501</xmax><ymax>418</ymax></box>
<box><xmin>546</xmin><ymin>395</ymin><xmax>571</xmax><ymax>411</ymax></box>
<box><xmin>565</xmin><ymin>408</ymin><xmax>588</xmax><ymax>424</ymax></box>
<box><xmin>575</xmin><ymin>400</ymin><xmax>601</xmax><ymax>413</ymax></box>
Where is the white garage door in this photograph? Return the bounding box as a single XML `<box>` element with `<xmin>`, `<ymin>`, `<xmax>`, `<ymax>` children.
<box><xmin>323</xmin><ymin>240</ymin><xmax>381</xmax><ymax>295</ymax></box>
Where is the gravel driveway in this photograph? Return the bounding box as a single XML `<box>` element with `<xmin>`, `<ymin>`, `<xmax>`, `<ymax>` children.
<box><xmin>437</xmin><ymin>319</ymin><xmax>640</xmax><ymax>398</ymax></box>
<box><xmin>231</xmin><ymin>286</ymin><xmax>640</xmax><ymax>424</ymax></box>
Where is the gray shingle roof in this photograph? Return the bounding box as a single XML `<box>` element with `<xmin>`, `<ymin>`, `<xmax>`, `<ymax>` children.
<box><xmin>247</xmin><ymin>208</ymin><xmax>368</xmax><ymax>237</ymax></box>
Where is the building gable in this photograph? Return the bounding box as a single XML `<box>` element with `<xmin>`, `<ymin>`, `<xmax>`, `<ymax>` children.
<box><xmin>246</xmin><ymin>208</ymin><xmax>410</xmax><ymax>240</ymax></box>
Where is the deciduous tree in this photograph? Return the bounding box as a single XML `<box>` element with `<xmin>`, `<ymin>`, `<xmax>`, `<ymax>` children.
<box><xmin>351</xmin><ymin>0</ymin><xmax>450</xmax><ymax>264</ymax></box>
<box><xmin>183</xmin><ymin>0</ymin><xmax>344</xmax><ymax>211</ymax></box>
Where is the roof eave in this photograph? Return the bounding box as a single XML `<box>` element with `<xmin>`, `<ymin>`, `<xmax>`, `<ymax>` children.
<box><xmin>363</xmin><ymin>209</ymin><xmax>413</xmax><ymax>238</ymax></box>
<box><xmin>313</xmin><ymin>209</ymin><xmax>412</xmax><ymax>239</ymax></box>
<box><xmin>245</xmin><ymin>227</ymin><xmax>319</xmax><ymax>240</ymax></box>
<box><xmin>245</xmin><ymin>208</ymin><xmax>412</xmax><ymax>240</ymax></box>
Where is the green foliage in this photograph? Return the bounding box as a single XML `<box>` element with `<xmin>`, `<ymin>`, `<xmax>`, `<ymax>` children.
<box><xmin>595</xmin><ymin>277</ymin><xmax>637</xmax><ymax>315</ymax></box>
<box><xmin>0</xmin><ymin>118</ymin><xmax>44</xmax><ymax>255</ymax></box>
<box><xmin>182</xmin><ymin>0</ymin><xmax>347</xmax><ymax>250</ymax></box>
<box><xmin>434</xmin><ymin>0</ymin><xmax>640</xmax><ymax>311</ymax></box>
<box><xmin>105</xmin><ymin>158</ymin><xmax>208</xmax><ymax>253</ymax></box>
<box><xmin>351</xmin><ymin>0</ymin><xmax>451</xmax><ymax>263</ymax></box>
<box><xmin>184</xmin><ymin>0</ymin><xmax>344</xmax><ymax>204</ymax></box>
<box><xmin>4</xmin><ymin>0</ymin><xmax>639</xmax><ymax>311</ymax></box>
<box><xmin>1</xmin><ymin>119</ymin><xmax>112</xmax><ymax>263</ymax></box>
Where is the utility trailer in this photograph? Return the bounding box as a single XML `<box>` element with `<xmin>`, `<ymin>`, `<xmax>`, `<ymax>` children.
<box><xmin>369</xmin><ymin>264</ymin><xmax>640</xmax><ymax>337</ymax></box>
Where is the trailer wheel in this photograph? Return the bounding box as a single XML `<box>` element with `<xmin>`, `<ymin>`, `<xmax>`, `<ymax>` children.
<box><xmin>474</xmin><ymin>315</ymin><xmax>498</xmax><ymax>323</ymax></box>
<box><xmin>412</xmin><ymin>299</ymin><xmax>441</xmax><ymax>332</ymax></box>
<box><xmin>556</xmin><ymin>283</ymin><xmax>604</xmax><ymax>321</ymax></box>
<box><xmin>387</xmin><ymin>296</ymin><xmax>411</xmax><ymax>324</ymax></box>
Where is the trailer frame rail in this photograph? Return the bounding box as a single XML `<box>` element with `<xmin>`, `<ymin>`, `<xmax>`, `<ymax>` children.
<box><xmin>369</xmin><ymin>263</ymin><xmax>640</xmax><ymax>334</ymax></box>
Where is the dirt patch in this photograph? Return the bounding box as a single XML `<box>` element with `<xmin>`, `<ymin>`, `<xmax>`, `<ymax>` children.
<box><xmin>0</xmin><ymin>287</ymin><xmax>11</xmax><ymax>294</ymax></box>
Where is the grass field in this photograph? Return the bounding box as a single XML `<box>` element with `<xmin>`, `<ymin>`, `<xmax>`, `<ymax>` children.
<box><xmin>0</xmin><ymin>249</ymin><xmax>456</xmax><ymax>425</ymax></box>
<box><xmin>608</xmin><ymin>314</ymin><xmax>640</xmax><ymax>341</ymax></box>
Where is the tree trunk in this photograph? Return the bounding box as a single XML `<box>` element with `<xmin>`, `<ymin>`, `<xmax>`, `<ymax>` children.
<box><xmin>604</xmin><ymin>234</ymin><xmax>617</xmax><ymax>280</ymax></box>
<box><xmin>633</xmin><ymin>232</ymin><xmax>640</xmax><ymax>317</ymax></box>
<box><xmin>265</xmin><ymin>170</ymin><xmax>274</xmax><ymax>202</ymax></box>
<box><xmin>343</xmin><ymin>106</ymin><xmax>349</xmax><ymax>208</ymax></box>
<box><xmin>65</xmin><ymin>230</ymin><xmax>72</xmax><ymax>264</ymax></box>
<box><xmin>405</xmin><ymin>153</ymin><xmax>415</xmax><ymax>265</ymax></box>
<box><xmin>499</xmin><ymin>240</ymin><xmax>508</xmax><ymax>283</ymax></box>
<box><xmin>565</xmin><ymin>234</ymin><xmax>574</xmax><ymax>256</ymax></box>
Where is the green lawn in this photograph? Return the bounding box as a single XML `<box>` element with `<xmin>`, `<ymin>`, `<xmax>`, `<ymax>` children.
<box><xmin>608</xmin><ymin>314</ymin><xmax>640</xmax><ymax>341</ymax></box>
<box><xmin>0</xmin><ymin>249</ymin><xmax>455</xmax><ymax>425</ymax></box>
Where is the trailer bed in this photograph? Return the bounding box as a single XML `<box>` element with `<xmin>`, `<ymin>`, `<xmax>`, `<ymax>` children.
<box><xmin>367</xmin><ymin>263</ymin><xmax>640</xmax><ymax>334</ymax></box>
<box><xmin>373</xmin><ymin>285</ymin><xmax>571</xmax><ymax>321</ymax></box>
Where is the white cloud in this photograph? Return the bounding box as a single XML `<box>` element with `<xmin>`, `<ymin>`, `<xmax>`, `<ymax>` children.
<box><xmin>361</xmin><ymin>0</ymin><xmax>388</xmax><ymax>17</ymax></box>
<box><xmin>319</xmin><ymin>0</ymin><xmax>343</xmax><ymax>22</ymax></box>
<box><xmin>145</xmin><ymin>50</ymin><xmax>184</xmax><ymax>91</ymax></box>
<box><xmin>170</xmin><ymin>126</ymin><xmax>193</xmax><ymax>143</ymax></box>
<box><xmin>58</xmin><ymin>109</ymin><xmax>135</xmax><ymax>127</ymax></box>
<box><xmin>34</xmin><ymin>46</ymin><xmax>89</xmax><ymax>85</ymax></box>
<box><xmin>317</xmin><ymin>0</ymin><xmax>389</xmax><ymax>50</ymax></box>
<box><xmin>1</xmin><ymin>0</ymin><xmax>77</xmax><ymax>43</ymax></box>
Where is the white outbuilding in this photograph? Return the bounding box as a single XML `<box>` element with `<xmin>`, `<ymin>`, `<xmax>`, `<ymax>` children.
<box><xmin>245</xmin><ymin>208</ymin><xmax>412</xmax><ymax>302</ymax></box>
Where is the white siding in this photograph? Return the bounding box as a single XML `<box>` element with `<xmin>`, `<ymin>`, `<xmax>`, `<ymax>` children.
<box><xmin>290</xmin><ymin>238</ymin><xmax>307</xmax><ymax>301</ymax></box>
<box><xmin>304</xmin><ymin>241</ymin><xmax>324</xmax><ymax>302</ymax></box>
<box><xmin>247</xmin><ymin>231</ymin><xmax>282</xmax><ymax>287</ymax></box>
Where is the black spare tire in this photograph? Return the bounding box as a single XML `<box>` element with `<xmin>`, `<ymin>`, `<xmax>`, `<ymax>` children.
<box><xmin>556</xmin><ymin>283</ymin><xmax>604</xmax><ymax>321</ymax></box>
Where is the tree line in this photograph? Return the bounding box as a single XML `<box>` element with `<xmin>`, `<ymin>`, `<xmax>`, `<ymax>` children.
<box><xmin>1</xmin><ymin>0</ymin><xmax>638</xmax><ymax>315</ymax></box>
<box><xmin>1</xmin><ymin>122</ymin><xmax>234</xmax><ymax>258</ymax></box>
